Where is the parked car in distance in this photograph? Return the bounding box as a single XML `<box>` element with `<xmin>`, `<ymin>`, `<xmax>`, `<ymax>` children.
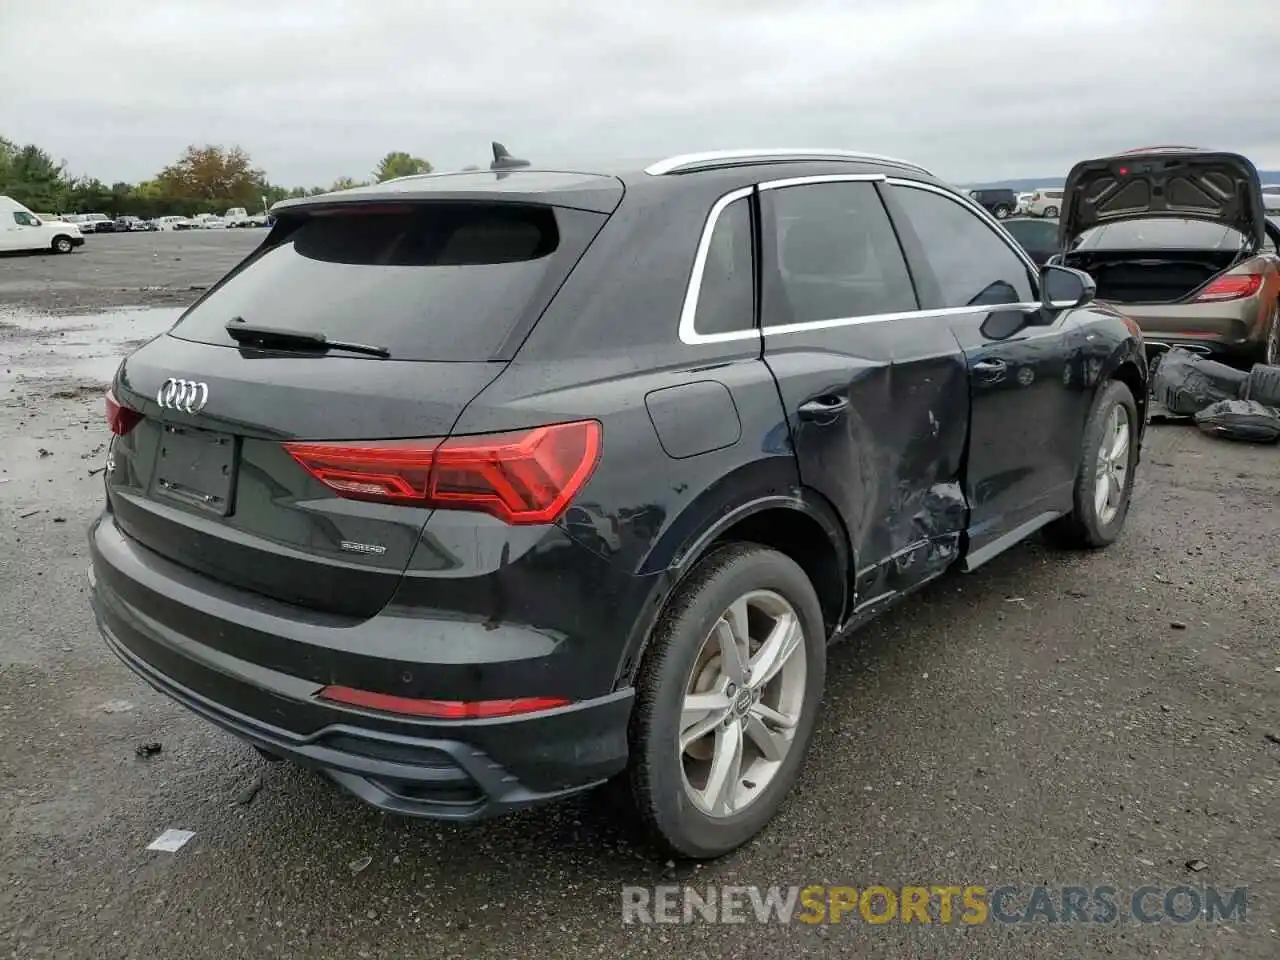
<box><xmin>1262</xmin><ymin>184</ymin><xmax>1280</xmax><ymax>214</ymax></box>
<box><xmin>90</xmin><ymin>145</ymin><xmax>1147</xmax><ymax>860</ymax></box>
<box><xmin>1058</xmin><ymin>147</ymin><xmax>1280</xmax><ymax>364</ymax></box>
<box><xmin>1001</xmin><ymin>216</ymin><xmax>1059</xmax><ymax>265</ymax></box>
<box><xmin>968</xmin><ymin>187</ymin><xmax>1017</xmax><ymax>219</ymax></box>
<box><xmin>188</xmin><ymin>213</ymin><xmax>228</xmax><ymax>230</ymax></box>
<box><xmin>1025</xmin><ymin>188</ymin><xmax>1065</xmax><ymax>218</ymax></box>
<box><xmin>224</xmin><ymin>207</ymin><xmax>269</xmax><ymax>228</ymax></box>
<box><xmin>1015</xmin><ymin>192</ymin><xmax>1034</xmax><ymax>214</ymax></box>
<box><xmin>115</xmin><ymin>216</ymin><xmax>148</xmax><ymax>232</ymax></box>
<box><xmin>79</xmin><ymin>213</ymin><xmax>115</xmax><ymax>233</ymax></box>
<box><xmin>0</xmin><ymin>196</ymin><xmax>84</xmax><ymax>254</ymax></box>
<box><xmin>153</xmin><ymin>216</ymin><xmax>185</xmax><ymax>231</ymax></box>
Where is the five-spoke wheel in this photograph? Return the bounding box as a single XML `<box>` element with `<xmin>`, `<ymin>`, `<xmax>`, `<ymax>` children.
<box><xmin>679</xmin><ymin>590</ymin><xmax>807</xmax><ymax>818</ymax></box>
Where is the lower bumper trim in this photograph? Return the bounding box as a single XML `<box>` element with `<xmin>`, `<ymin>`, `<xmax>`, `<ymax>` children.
<box><xmin>98</xmin><ymin>614</ymin><xmax>626</xmax><ymax>821</ymax></box>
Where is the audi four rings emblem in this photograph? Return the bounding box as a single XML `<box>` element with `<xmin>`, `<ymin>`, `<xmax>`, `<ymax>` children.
<box><xmin>156</xmin><ymin>378</ymin><xmax>209</xmax><ymax>413</ymax></box>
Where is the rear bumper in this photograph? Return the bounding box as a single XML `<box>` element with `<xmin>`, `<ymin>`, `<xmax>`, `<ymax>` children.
<box><xmin>1116</xmin><ymin>304</ymin><xmax>1263</xmax><ymax>360</ymax></box>
<box><xmin>89</xmin><ymin>514</ymin><xmax>634</xmax><ymax>820</ymax></box>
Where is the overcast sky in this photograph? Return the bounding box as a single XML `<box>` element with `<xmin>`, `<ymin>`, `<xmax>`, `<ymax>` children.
<box><xmin>2</xmin><ymin>0</ymin><xmax>1276</xmax><ymax>188</ymax></box>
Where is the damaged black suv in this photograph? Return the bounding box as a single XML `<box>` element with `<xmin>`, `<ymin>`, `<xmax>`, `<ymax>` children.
<box><xmin>90</xmin><ymin>145</ymin><xmax>1147</xmax><ymax>859</ymax></box>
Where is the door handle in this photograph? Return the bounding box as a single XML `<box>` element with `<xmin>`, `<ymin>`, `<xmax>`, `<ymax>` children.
<box><xmin>797</xmin><ymin>395</ymin><xmax>849</xmax><ymax>422</ymax></box>
<box><xmin>973</xmin><ymin>359</ymin><xmax>1008</xmax><ymax>381</ymax></box>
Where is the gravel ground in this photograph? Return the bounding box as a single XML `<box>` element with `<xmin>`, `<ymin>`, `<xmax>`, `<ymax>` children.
<box><xmin>1</xmin><ymin>231</ymin><xmax>1277</xmax><ymax>959</ymax></box>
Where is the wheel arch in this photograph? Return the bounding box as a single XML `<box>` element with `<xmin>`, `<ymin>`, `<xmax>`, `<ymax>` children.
<box><xmin>1097</xmin><ymin>330</ymin><xmax>1149</xmax><ymax>425</ymax></box>
<box><xmin>612</xmin><ymin>487</ymin><xmax>853</xmax><ymax>688</ymax></box>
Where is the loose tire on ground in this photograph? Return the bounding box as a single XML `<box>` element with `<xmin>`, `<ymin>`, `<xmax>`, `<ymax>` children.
<box><xmin>1045</xmin><ymin>380</ymin><xmax>1139</xmax><ymax>549</ymax></box>
<box><xmin>620</xmin><ymin>542</ymin><xmax>827</xmax><ymax>860</ymax></box>
<box><xmin>1243</xmin><ymin>360</ymin><xmax>1280</xmax><ymax>407</ymax></box>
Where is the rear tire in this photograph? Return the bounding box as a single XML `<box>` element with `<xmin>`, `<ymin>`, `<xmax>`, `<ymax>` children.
<box><xmin>1045</xmin><ymin>380</ymin><xmax>1139</xmax><ymax>549</ymax></box>
<box><xmin>1261</xmin><ymin>303</ymin><xmax>1279</xmax><ymax>367</ymax></box>
<box><xmin>622</xmin><ymin>543</ymin><xmax>826</xmax><ymax>860</ymax></box>
<box><xmin>51</xmin><ymin>235</ymin><xmax>74</xmax><ymax>254</ymax></box>
<box><xmin>1043</xmin><ymin>205</ymin><xmax>1059</xmax><ymax>218</ymax></box>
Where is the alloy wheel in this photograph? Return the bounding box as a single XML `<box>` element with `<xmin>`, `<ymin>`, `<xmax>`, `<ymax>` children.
<box><xmin>678</xmin><ymin>589</ymin><xmax>807</xmax><ymax>818</ymax></box>
<box><xmin>1094</xmin><ymin>403</ymin><xmax>1131</xmax><ymax>525</ymax></box>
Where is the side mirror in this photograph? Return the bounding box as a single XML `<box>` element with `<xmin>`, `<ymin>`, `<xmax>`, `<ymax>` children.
<box><xmin>1041</xmin><ymin>264</ymin><xmax>1095</xmax><ymax>310</ymax></box>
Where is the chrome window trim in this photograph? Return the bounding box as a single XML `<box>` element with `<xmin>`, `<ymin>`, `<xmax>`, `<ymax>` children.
<box><xmin>758</xmin><ymin>173</ymin><xmax>886</xmax><ymax>191</ymax></box>
<box><xmin>678</xmin><ymin>175</ymin><xmax>1044</xmax><ymax>346</ymax></box>
<box><xmin>647</xmin><ymin>149</ymin><xmax>935</xmax><ymax>178</ymax></box>
<box><xmin>677</xmin><ymin>186</ymin><xmax>757</xmax><ymax>346</ymax></box>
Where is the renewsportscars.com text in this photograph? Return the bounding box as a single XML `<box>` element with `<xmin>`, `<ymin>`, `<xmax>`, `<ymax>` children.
<box><xmin>621</xmin><ymin>884</ymin><xmax>1248</xmax><ymax>926</ymax></box>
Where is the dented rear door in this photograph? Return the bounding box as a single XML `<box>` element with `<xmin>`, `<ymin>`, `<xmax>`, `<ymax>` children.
<box><xmin>758</xmin><ymin>177</ymin><xmax>970</xmax><ymax>613</ymax></box>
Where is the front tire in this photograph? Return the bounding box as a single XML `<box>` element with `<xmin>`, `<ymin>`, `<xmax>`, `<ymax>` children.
<box><xmin>51</xmin><ymin>235</ymin><xmax>74</xmax><ymax>254</ymax></box>
<box><xmin>1046</xmin><ymin>380</ymin><xmax>1139</xmax><ymax>548</ymax></box>
<box><xmin>624</xmin><ymin>543</ymin><xmax>827</xmax><ymax>860</ymax></box>
<box><xmin>993</xmin><ymin>205</ymin><xmax>1011</xmax><ymax>219</ymax></box>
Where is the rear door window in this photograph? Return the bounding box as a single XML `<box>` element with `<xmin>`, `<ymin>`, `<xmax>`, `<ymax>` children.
<box><xmin>762</xmin><ymin>180</ymin><xmax>919</xmax><ymax>326</ymax></box>
<box><xmin>169</xmin><ymin>202</ymin><xmax>606</xmax><ymax>361</ymax></box>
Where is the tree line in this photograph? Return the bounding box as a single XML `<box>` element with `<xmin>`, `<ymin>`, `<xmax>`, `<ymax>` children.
<box><xmin>0</xmin><ymin>138</ymin><xmax>433</xmax><ymax>218</ymax></box>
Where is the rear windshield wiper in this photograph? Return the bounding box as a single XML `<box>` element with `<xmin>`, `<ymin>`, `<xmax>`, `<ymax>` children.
<box><xmin>224</xmin><ymin>321</ymin><xmax>391</xmax><ymax>358</ymax></box>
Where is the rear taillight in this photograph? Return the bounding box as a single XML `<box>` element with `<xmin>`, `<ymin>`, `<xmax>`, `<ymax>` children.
<box><xmin>318</xmin><ymin>685</ymin><xmax>571</xmax><ymax>719</ymax></box>
<box><xmin>283</xmin><ymin>419</ymin><xmax>602</xmax><ymax>525</ymax></box>
<box><xmin>1194</xmin><ymin>274</ymin><xmax>1263</xmax><ymax>303</ymax></box>
<box><xmin>105</xmin><ymin>388</ymin><xmax>142</xmax><ymax>436</ymax></box>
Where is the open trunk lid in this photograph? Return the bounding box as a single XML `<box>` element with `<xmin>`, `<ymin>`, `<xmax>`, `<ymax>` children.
<box><xmin>104</xmin><ymin>185</ymin><xmax>615</xmax><ymax>619</ymax></box>
<box><xmin>1059</xmin><ymin>148</ymin><xmax>1267</xmax><ymax>250</ymax></box>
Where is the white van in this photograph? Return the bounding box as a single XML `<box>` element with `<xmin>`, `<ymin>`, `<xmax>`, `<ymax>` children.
<box><xmin>0</xmin><ymin>196</ymin><xmax>84</xmax><ymax>254</ymax></box>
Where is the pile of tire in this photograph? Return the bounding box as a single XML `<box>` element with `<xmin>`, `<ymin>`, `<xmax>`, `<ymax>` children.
<box><xmin>1150</xmin><ymin>348</ymin><xmax>1280</xmax><ymax>443</ymax></box>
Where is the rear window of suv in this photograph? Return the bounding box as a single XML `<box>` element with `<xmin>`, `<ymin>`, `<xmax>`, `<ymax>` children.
<box><xmin>1075</xmin><ymin>218</ymin><xmax>1242</xmax><ymax>251</ymax></box>
<box><xmin>169</xmin><ymin>202</ymin><xmax>606</xmax><ymax>362</ymax></box>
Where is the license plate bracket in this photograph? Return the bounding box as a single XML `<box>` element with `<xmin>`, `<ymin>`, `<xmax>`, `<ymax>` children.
<box><xmin>152</xmin><ymin>424</ymin><xmax>237</xmax><ymax>516</ymax></box>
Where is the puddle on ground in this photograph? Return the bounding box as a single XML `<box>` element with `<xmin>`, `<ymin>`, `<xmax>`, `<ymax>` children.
<box><xmin>0</xmin><ymin>306</ymin><xmax>182</xmax><ymax>394</ymax></box>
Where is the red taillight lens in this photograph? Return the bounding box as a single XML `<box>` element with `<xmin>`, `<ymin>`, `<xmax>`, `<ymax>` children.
<box><xmin>1194</xmin><ymin>274</ymin><xmax>1263</xmax><ymax>303</ymax></box>
<box><xmin>318</xmin><ymin>686</ymin><xmax>571</xmax><ymax>719</ymax></box>
<box><xmin>283</xmin><ymin>419</ymin><xmax>602</xmax><ymax>525</ymax></box>
<box><xmin>105</xmin><ymin>388</ymin><xmax>143</xmax><ymax>436</ymax></box>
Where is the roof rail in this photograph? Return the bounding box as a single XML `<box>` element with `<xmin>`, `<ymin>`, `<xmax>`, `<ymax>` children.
<box><xmin>645</xmin><ymin>148</ymin><xmax>935</xmax><ymax>178</ymax></box>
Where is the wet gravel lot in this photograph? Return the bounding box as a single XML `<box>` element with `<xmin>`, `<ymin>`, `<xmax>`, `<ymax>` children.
<box><xmin>1</xmin><ymin>231</ymin><xmax>1278</xmax><ymax>959</ymax></box>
